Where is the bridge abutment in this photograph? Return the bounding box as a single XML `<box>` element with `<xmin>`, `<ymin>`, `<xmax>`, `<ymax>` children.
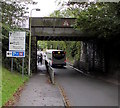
<box><xmin>79</xmin><ymin>40</ymin><xmax>105</xmax><ymax>75</ymax></box>
<box><xmin>31</xmin><ymin>36</ymin><xmax>37</xmax><ymax>72</ymax></box>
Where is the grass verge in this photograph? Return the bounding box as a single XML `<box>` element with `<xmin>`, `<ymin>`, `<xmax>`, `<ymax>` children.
<box><xmin>2</xmin><ymin>67</ymin><xmax>29</xmax><ymax>106</ymax></box>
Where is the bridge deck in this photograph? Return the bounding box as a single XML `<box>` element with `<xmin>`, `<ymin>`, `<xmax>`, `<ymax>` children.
<box><xmin>31</xmin><ymin>17</ymin><xmax>94</xmax><ymax>41</ymax></box>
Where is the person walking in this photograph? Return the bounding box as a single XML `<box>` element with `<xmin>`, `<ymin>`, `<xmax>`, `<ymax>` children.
<box><xmin>40</xmin><ymin>53</ymin><xmax>42</xmax><ymax>65</ymax></box>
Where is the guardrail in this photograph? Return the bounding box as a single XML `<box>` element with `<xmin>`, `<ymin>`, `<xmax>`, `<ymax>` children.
<box><xmin>46</xmin><ymin>62</ymin><xmax>55</xmax><ymax>84</ymax></box>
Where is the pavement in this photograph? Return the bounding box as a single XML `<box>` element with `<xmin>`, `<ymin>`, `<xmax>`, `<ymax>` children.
<box><xmin>15</xmin><ymin>63</ymin><xmax>64</xmax><ymax>106</ymax></box>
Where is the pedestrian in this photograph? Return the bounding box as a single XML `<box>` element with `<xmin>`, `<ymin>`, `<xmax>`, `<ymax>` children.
<box><xmin>40</xmin><ymin>53</ymin><xmax>42</xmax><ymax>65</ymax></box>
<box><xmin>38</xmin><ymin>55</ymin><xmax>40</xmax><ymax>64</ymax></box>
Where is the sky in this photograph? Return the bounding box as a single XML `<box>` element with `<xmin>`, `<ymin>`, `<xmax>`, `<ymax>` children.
<box><xmin>22</xmin><ymin>0</ymin><xmax>95</xmax><ymax>27</ymax></box>
<box><xmin>27</xmin><ymin>0</ymin><xmax>97</xmax><ymax>17</ymax></box>
<box><xmin>22</xmin><ymin>0</ymin><xmax>68</xmax><ymax>28</ymax></box>
<box><xmin>28</xmin><ymin>0</ymin><xmax>69</xmax><ymax>17</ymax></box>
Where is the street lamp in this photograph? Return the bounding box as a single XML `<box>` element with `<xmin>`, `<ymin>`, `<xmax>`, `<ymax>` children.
<box><xmin>28</xmin><ymin>8</ymin><xmax>40</xmax><ymax>76</ymax></box>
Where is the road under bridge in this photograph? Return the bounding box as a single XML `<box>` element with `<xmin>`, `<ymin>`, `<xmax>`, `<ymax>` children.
<box><xmin>29</xmin><ymin>17</ymin><xmax>119</xmax><ymax>77</ymax></box>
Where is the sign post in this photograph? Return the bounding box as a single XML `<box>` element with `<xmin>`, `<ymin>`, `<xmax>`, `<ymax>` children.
<box><xmin>22</xmin><ymin>58</ymin><xmax>24</xmax><ymax>78</ymax></box>
<box><xmin>7</xmin><ymin>31</ymin><xmax>26</xmax><ymax>78</ymax></box>
<box><xmin>11</xmin><ymin>58</ymin><xmax>13</xmax><ymax>72</ymax></box>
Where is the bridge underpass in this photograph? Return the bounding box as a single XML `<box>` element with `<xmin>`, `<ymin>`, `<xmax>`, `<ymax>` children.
<box><xmin>15</xmin><ymin>17</ymin><xmax>118</xmax><ymax>106</ymax></box>
<box><xmin>14</xmin><ymin>18</ymin><xmax>118</xmax><ymax>108</ymax></box>
<box><xmin>30</xmin><ymin>17</ymin><xmax>105</xmax><ymax>76</ymax></box>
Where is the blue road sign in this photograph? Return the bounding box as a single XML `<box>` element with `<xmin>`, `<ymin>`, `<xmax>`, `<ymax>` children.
<box><xmin>12</xmin><ymin>51</ymin><xmax>25</xmax><ymax>57</ymax></box>
<box><xmin>12</xmin><ymin>51</ymin><xmax>19</xmax><ymax>56</ymax></box>
<box><xmin>7</xmin><ymin>51</ymin><xmax>25</xmax><ymax>57</ymax></box>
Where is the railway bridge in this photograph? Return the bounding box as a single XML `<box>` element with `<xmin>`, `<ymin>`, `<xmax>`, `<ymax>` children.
<box><xmin>29</xmin><ymin>17</ymin><xmax>119</xmax><ymax>77</ymax></box>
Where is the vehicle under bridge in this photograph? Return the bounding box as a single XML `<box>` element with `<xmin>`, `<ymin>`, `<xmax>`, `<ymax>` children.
<box><xmin>29</xmin><ymin>17</ymin><xmax>119</xmax><ymax>77</ymax></box>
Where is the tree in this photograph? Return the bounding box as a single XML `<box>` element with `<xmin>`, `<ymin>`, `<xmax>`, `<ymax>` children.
<box><xmin>1</xmin><ymin>0</ymin><xmax>36</xmax><ymax>73</ymax></box>
<box><xmin>73</xmin><ymin>2</ymin><xmax>120</xmax><ymax>39</ymax></box>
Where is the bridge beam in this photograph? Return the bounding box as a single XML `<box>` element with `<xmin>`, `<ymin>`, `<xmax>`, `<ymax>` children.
<box><xmin>31</xmin><ymin>17</ymin><xmax>95</xmax><ymax>41</ymax></box>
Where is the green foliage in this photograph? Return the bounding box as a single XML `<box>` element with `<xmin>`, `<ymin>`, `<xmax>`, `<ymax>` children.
<box><xmin>37</xmin><ymin>41</ymin><xmax>66</xmax><ymax>51</ymax></box>
<box><xmin>37</xmin><ymin>41</ymin><xmax>47</xmax><ymax>50</ymax></box>
<box><xmin>1</xmin><ymin>1</ymin><xmax>30</xmax><ymax>29</ymax></box>
<box><xmin>50</xmin><ymin>10</ymin><xmax>64</xmax><ymax>17</ymax></box>
<box><xmin>50</xmin><ymin>9</ymin><xmax>76</xmax><ymax>18</ymax></box>
<box><xmin>1</xmin><ymin>0</ymin><xmax>34</xmax><ymax>74</ymax></box>
<box><xmin>65</xmin><ymin>41</ymin><xmax>81</xmax><ymax>61</ymax></box>
<box><xmin>2</xmin><ymin>67</ymin><xmax>29</xmax><ymax>106</ymax></box>
<box><xmin>74</xmin><ymin>2</ymin><xmax>120</xmax><ymax>39</ymax></box>
<box><xmin>47</xmin><ymin>41</ymin><xmax>66</xmax><ymax>50</ymax></box>
<box><xmin>56</xmin><ymin>3</ymin><xmax>120</xmax><ymax>41</ymax></box>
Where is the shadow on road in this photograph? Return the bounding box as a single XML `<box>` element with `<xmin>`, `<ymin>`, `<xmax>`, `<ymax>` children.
<box><xmin>53</xmin><ymin>66</ymin><xmax>67</xmax><ymax>69</ymax></box>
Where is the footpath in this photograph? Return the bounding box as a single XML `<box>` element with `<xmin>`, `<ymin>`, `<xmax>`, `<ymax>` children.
<box><xmin>15</xmin><ymin>64</ymin><xmax>64</xmax><ymax>106</ymax></box>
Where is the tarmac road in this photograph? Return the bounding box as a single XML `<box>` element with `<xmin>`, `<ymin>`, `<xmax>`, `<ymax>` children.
<box><xmin>53</xmin><ymin>65</ymin><xmax>118</xmax><ymax>106</ymax></box>
<box><xmin>15</xmin><ymin>63</ymin><xmax>118</xmax><ymax>107</ymax></box>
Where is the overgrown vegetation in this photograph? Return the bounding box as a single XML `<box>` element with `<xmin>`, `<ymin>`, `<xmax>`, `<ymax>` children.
<box><xmin>55</xmin><ymin>1</ymin><xmax>120</xmax><ymax>40</ymax></box>
<box><xmin>2</xmin><ymin>67</ymin><xmax>29</xmax><ymax>106</ymax></box>
<box><xmin>1</xmin><ymin>1</ymin><xmax>38</xmax><ymax>106</ymax></box>
<box><xmin>74</xmin><ymin>2</ymin><xmax>120</xmax><ymax>39</ymax></box>
<box><xmin>1</xmin><ymin>0</ymin><xmax>36</xmax><ymax>74</ymax></box>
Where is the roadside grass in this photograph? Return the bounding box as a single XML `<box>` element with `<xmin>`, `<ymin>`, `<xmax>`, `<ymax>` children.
<box><xmin>2</xmin><ymin>67</ymin><xmax>29</xmax><ymax>106</ymax></box>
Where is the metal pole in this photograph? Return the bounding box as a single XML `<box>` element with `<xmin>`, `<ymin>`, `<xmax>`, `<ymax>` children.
<box><xmin>28</xmin><ymin>16</ymin><xmax>31</xmax><ymax>76</ymax></box>
<box><xmin>28</xmin><ymin>8</ymin><xmax>40</xmax><ymax>76</ymax></box>
<box><xmin>11</xmin><ymin>58</ymin><xmax>13</xmax><ymax>72</ymax></box>
<box><xmin>22</xmin><ymin>58</ymin><xmax>24</xmax><ymax>78</ymax></box>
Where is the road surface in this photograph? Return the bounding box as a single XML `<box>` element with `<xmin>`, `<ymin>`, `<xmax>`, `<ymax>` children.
<box><xmin>53</xmin><ymin>65</ymin><xmax>118</xmax><ymax>106</ymax></box>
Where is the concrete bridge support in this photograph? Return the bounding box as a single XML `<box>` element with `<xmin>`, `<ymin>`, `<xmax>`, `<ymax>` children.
<box><xmin>80</xmin><ymin>40</ymin><xmax>105</xmax><ymax>75</ymax></box>
<box><xmin>31</xmin><ymin>37</ymin><xmax>37</xmax><ymax>72</ymax></box>
<box><xmin>105</xmin><ymin>37</ymin><xmax>120</xmax><ymax>78</ymax></box>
